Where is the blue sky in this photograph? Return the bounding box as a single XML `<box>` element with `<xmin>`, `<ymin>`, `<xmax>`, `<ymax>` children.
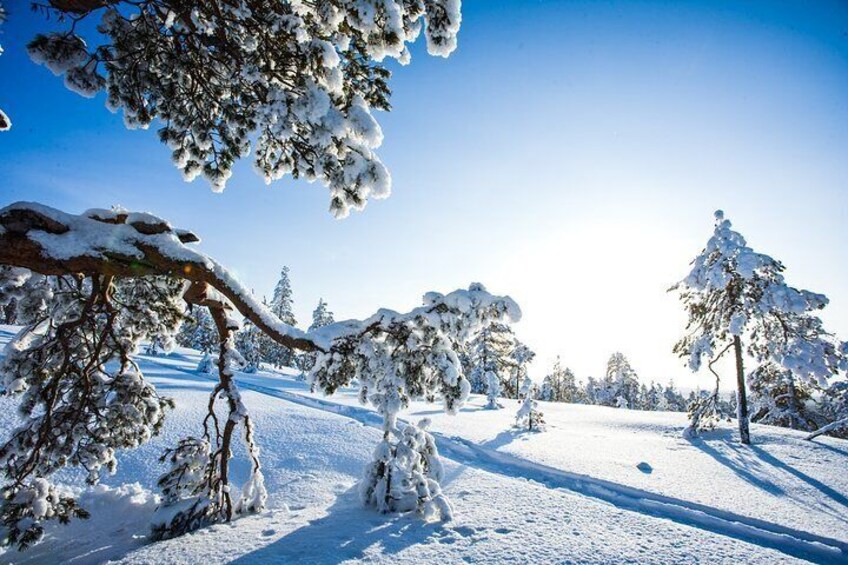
<box><xmin>1</xmin><ymin>0</ymin><xmax>847</xmax><ymax>389</ymax></box>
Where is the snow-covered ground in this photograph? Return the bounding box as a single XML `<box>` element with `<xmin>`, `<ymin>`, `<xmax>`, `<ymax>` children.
<box><xmin>0</xmin><ymin>330</ymin><xmax>846</xmax><ymax>564</ymax></box>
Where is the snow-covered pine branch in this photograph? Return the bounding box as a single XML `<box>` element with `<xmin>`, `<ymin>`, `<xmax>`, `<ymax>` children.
<box><xmin>0</xmin><ymin>201</ymin><xmax>316</xmax><ymax>353</ymax></box>
<box><xmin>22</xmin><ymin>0</ymin><xmax>462</xmax><ymax>216</ymax></box>
<box><xmin>672</xmin><ymin>210</ymin><xmax>848</xmax><ymax>443</ymax></box>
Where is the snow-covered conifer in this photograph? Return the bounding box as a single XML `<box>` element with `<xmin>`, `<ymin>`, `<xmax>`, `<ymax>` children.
<box><xmin>510</xmin><ymin>340</ymin><xmax>536</xmax><ymax>400</ymax></box>
<box><xmin>663</xmin><ymin>381</ymin><xmax>687</xmax><ymax>412</ymax></box>
<box><xmin>176</xmin><ymin>306</ymin><xmax>218</xmax><ymax>354</ymax></box>
<box><xmin>540</xmin><ymin>357</ymin><xmax>579</xmax><ymax>403</ymax></box>
<box><xmin>301</xmin><ymin>298</ymin><xmax>335</xmax><ymax>373</ymax></box>
<box><xmin>601</xmin><ymin>352</ymin><xmax>640</xmax><ymax>409</ymax></box>
<box><xmin>749</xmin><ymin>362</ymin><xmax>822</xmax><ymax>431</ymax></box>
<box><xmin>359</xmin><ymin>418</ymin><xmax>452</xmax><ymax>521</ymax></box>
<box><xmin>584</xmin><ymin>376</ymin><xmax>601</xmax><ymax>405</ymax></box>
<box><xmin>672</xmin><ymin>211</ymin><xmax>847</xmax><ymax>443</ymax></box>
<box><xmin>515</xmin><ymin>397</ymin><xmax>545</xmax><ymax>432</ymax></box>
<box><xmin>466</xmin><ymin>322</ymin><xmax>517</xmax><ymax>396</ymax></box>
<box><xmin>196</xmin><ymin>353</ymin><xmax>214</xmax><ymax>374</ymax></box>
<box><xmin>22</xmin><ymin>0</ymin><xmax>463</xmax><ymax>214</ymax></box>
<box><xmin>235</xmin><ymin>320</ymin><xmax>263</xmax><ymax>373</ymax></box>
<box><xmin>263</xmin><ymin>268</ymin><xmax>298</xmax><ymax>369</ymax></box>
<box><xmin>309</xmin><ymin>298</ymin><xmax>335</xmax><ymax>331</ymax></box>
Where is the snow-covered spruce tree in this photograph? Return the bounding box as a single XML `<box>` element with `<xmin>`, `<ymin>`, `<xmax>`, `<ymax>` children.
<box><xmin>176</xmin><ymin>305</ymin><xmax>219</xmax><ymax>355</ymax></box>
<box><xmin>540</xmin><ymin>357</ymin><xmax>578</xmax><ymax>403</ymax></box>
<box><xmin>601</xmin><ymin>352</ymin><xmax>640</xmax><ymax>409</ymax></box>
<box><xmin>196</xmin><ymin>353</ymin><xmax>215</xmax><ymax>374</ymax></box>
<box><xmin>466</xmin><ymin>322</ymin><xmax>517</xmax><ymax>395</ymax></box>
<box><xmin>300</xmin><ymin>298</ymin><xmax>336</xmax><ymax>374</ymax></box>
<box><xmin>0</xmin><ymin>203</ymin><xmax>520</xmax><ymax>542</ymax></box>
<box><xmin>509</xmin><ymin>339</ymin><xmax>536</xmax><ymax>400</ymax></box>
<box><xmin>485</xmin><ymin>370</ymin><xmax>502</xmax><ymax>409</ymax></box>
<box><xmin>264</xmin><ymin>267</ymin><xmax>298</xmax><ymax>369</ymax></box>
<box><xmin>235</xmin><ymin>319</ymin><xmax>264</xmax><ymax>373</ymax></box>
<box><xmin>310</xmin><ymin>283</ymin><xmax>520</xmax><ymax>520</ymax></box>
<box><xmin>808</xmin><ymin>380</ymin><xmax>848</xmax><ymax>440</ymax></box>
<box><xmin>22</xmin><ymin>0</ymin><xmax>461</xmax><ymax>214</ymax></box>
<box><xmin>672</xmin><ymin>211</ymin><xmax>847</xmax><ymax>444</ymax></box>
<box><xmin>583</xmin><ymin>376</ymin><xmax>601</xmax><ymax>405</ymax></box>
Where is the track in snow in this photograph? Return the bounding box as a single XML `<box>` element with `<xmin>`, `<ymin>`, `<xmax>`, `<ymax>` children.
<box><xmin>146</xmin><ymin>357</ymin><xmax>848</xmax><ymax>564</ymax></box>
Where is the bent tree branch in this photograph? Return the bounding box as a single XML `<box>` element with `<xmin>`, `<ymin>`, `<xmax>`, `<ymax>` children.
<box><xmin>0</xmin><ymin>202</ymin><xmax>320</xmax><ymax>353</ymax></box>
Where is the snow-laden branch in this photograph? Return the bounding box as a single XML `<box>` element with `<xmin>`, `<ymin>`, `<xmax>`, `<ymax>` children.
<box><xmin>25</xmin><ymin>0</ymin><xmax>463</xmax><ymax>211</ymax></box>
<box><xmin>0</xmin><ymin>201</ymin><xmax>316</xmax><ymax>351</ymax></box>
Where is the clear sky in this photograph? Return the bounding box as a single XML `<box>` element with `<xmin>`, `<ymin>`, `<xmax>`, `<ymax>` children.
<box><xmin>1</xmin><ymin>0</ymin><xmax>847</xmax><ymax>390</ymax></box>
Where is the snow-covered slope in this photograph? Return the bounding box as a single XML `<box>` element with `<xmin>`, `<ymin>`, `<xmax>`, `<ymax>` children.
<box><xmin>0</xmin><ymin>330</ymin><xmax>845</xmax><ymax>564</ymax></box>
<box><xmin>221</xmin><ymin>355</ymin><xmax>848</xmax><ymax>547</ymax></box>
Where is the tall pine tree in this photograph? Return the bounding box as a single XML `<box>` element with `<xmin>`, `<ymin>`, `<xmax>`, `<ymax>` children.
<box><xmin>673</xmin><ymin>211</ymin><xmax>847</xmax><ymax>443</ymax></box>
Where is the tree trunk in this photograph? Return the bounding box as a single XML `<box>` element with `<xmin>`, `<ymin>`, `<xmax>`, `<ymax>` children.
<box><xmin>786</xmin><ymin>377</ymin><xmax>799</xmax><ymax>430</ymax></box>
<box><xmin>733</xmin><ymin>335</ymin><xmax>751</xmax><ymax>445</ymax></box>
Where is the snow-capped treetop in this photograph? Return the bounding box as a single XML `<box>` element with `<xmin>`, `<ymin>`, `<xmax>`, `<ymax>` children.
<box><xmin>24</xmin><ymin>0</ymin><xmax>463</xmax><ymax>216</ymax></box>
<box><xmin>309</xmin><ymin>298</ymin><xmax>335</xmax><ymax>332</ymax></box>
<box><xmin>673</xmin><ymin>211</ymin><xmax>847</xmax><ymax>386</ymax></box>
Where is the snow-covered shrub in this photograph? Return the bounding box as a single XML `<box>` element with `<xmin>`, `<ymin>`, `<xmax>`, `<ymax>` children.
<box><xmin>196</xmin><ymin>353</ymin><xmax>214</xmax><ymax>374</ymax></box>
<box><xmin>485</xmin><ymin>370</ymin><xmax>502</xmax><ymax>409</ymax></box>
<box><xmin>515</xmin><ymin>398</ymin><xmax>546</xmax><ymax>432</ymax></box>
<box><xmin>360</xmin><ymin>419</ymin><xmax>452</xmax><ymax>521</ymax></box>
